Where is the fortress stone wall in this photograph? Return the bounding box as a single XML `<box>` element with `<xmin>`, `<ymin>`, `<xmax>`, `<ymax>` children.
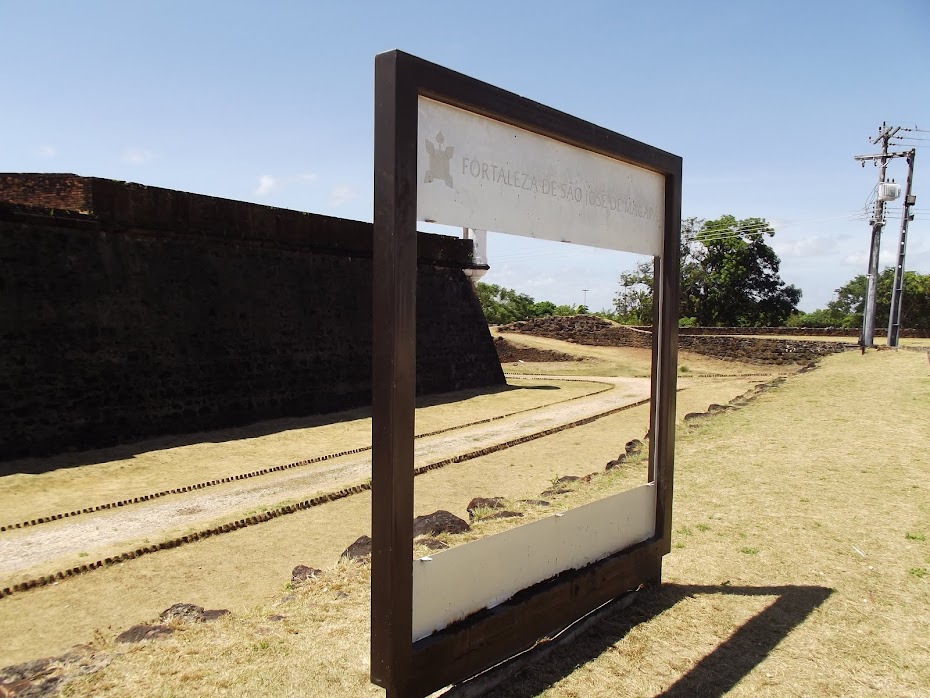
<box><xmin>0</xmin><ymin>174</ymin><xmax>503</xmax><ymax>465</ymax></box>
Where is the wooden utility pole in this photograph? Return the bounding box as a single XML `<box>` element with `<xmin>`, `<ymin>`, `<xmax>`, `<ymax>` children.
<box><xmin>887</xmin><ymin>149</ymin><xmax>917</xmax><ymax>347</ymax></box>
<box><xmin>861</xmin><ymin>123</ymin><xmax>899</xmax><ymax>346</ymax></box>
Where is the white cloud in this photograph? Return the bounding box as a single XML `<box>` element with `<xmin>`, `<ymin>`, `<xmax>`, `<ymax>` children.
<box><xmin>38</xmin><ymin>145</ymin><xmax>57</xmax><ymax>158</ymax></box>
<box><xmin>843</xmin><ymin>249</ymin><xmax>895</xmax><ymax>267</ymax></box>
<box><xmin>523</xmin><ymin>275</ymin><xmax>556</xmax><ymax>289</ymax></box>
<box><xmin>774</xmin><ymin>236</ymin><xmax>839</xmax><ymax>258</ymax></box>
<box><xmin>328</xmin><ymin>184</ymin><xmax>356</xmax><ymax>207</ymax></box>
<box><xmin>124</xmin><ymin>147</ymin><xmax>154</xmax><ymax>165</ymax></box>
<box><xmin>254</xmin><ymin>175</ymin><xmax>276</xmax><ymax>196</ymax></box>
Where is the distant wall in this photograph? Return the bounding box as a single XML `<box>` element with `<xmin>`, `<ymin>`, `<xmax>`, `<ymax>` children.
<box><xmin>500</xmin><ymin>315</ymin><xmax>854</xmax><ymax>365</ymax></box>
<box><xmin>633</xmin><ymin>326</ymin><xmax>930</xmax><ymax>339</ymax></box>
<box><xmin>0</xmin><ymin>175</ymin><xmax>503</xmax><ymax>464</ymax></box>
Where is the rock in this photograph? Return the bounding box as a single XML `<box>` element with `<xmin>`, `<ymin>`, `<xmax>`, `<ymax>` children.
<box><xmin>466</xmin><ymin>497</ymin><xmax>505</xmax><ymax>519</ymax></box>
<box><xmin>116</xmin><ymin>624</ymin><xmax>173</xmax><ymax>644</ymax></box>
<box><xmin>1</xmin><ymin>678</ymin><xmax>61</xmax><ymax>698</ymax></box>
<box><xmin>553</xmin><ymin>475</ymin><xmax>580</xmax><ymax>485</ymax></box>
<box><xmin>0</xmin><ymin>648</ymin><xmax>106</xmax><ymax>698</ymax></box>
<box><xmin>341</xmin><ymin>535</ymin><xmax>372</xmax><ymax>561</ymax></box>
<box><xmin>580</xmin><ymin>473</ymin><xmax>597</xmax><ymax>483</ymax></box>
<box><xmin>519</xmin><ymin>499</ymin><xmax>550</xmax><ymax>507</ymax></box>
<box><xmin>493</xmin><ymin>338</ymin><xmax>578</xmax><ymax>363</ymax></box>
<box><xmin>158</xmin><ymin>604</ymin><xmax>229</xmax><ymax>624</ymax></box>
<box><xmin>0</xmin><ymin>657</ymin><xmax>54</xmax><ymax>683</ymax></box>
<box><xmin>160</xmin><ymin>603</ymin><xmax>206</xmax><ymax>624</ymax></box>
<box><xmin>624</xmin><ymin>439</ymin><xmax>643</xmax><ymax>455</ymax></box>
<box><xmin>202</xmin><ymin>609</ymin><xmax>230</xmax><ymax>622</ymax></box>
<box><xmin>683</xmin><ymin>412</ymin><xmax>706</xmax><ymax>421</ymax></box>
<box><xmin>484</xmin><ymin>510</ymin><xmax>523</xmax><ymax>521</ymax></box>
<box><xmin>291</xmin><ymin>565</ymin><xmax>322</xmax><ymax>583</ymax></box>
<box><xmin>413</xmin><ymin>511</ymin><xmax>470</xmax><ymax>537</ymax></box>
<box><xmin>540</xmin><ymin>487</ymin><xmax>572</xmax><ymax>497</ymax></box>
<box><xmin>605</xmin><ymin>458</ymin><xmax>623</xmax><ymax>471</ymax></box>
<box><xmin>416</xmin><ymin>537</ymin><xmax>449</xmax><ymax>550</ymax></box>
<box><xmin>466</xmin><ymin>498</ymin><xmax>507</xmax><ymax>521</ymax></box>
<box><xmin>267</xmin><ymin>615</ymin><xmax>286</xmax><ymax>622</ymax></box>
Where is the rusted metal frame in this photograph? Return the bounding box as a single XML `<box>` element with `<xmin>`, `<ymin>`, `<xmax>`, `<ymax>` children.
<box><xmin>371</xmin><ymin>50</ymin><xmax>418</xmax><ymax>695</ymax></box>
<box><xmin>372</xmin><ymin>49</ymin><xmax>682</xmax><ymax>697</ymax></box>
<box><xmin>407</xmin><ymin>539</ymin><xmax>663</xmax><ymax>697</ymax></box>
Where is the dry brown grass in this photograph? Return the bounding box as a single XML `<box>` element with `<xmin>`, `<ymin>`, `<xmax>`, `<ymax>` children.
<box><xmin>61</xmin><ymin>563</ymin><xmax>384</xmax><ymax>698</ymax></box>
<box><xmin>0</xmin><ymin>373</ymin><xmax>752</xmax><ymax>666</ymax></box>
<box><xmin>7</xmin><ymin>345</ymin><xmax>927</xmax><ymax>698</ymax></box>
<box><xmin>486</xmin><ymin>349</ymin><xmax>930</xmax><ymax>697</ymax></box>
<box><xmin>44</xmin><ymin>350</ymin><xmax>930</xmax><ymax>697</ymax></box>
<box><xmin>0</xmin><ymin>378</ymin><xmax>602</xmax><ymax>526</ymax></box>
<box><xmin>491</xmin><ymin>329</ymin><xmax>783</xmax><ymax>377</ymax></box>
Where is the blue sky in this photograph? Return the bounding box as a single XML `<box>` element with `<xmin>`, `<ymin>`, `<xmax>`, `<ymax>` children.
<box><xmin>3</xmin><ymin>0</ymin><xmax>928</xmax><ymax>312</ymax></box>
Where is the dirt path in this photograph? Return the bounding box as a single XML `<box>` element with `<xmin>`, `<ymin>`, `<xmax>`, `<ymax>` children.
<box><xmin>0</xmin><ymin>376</ymin><xmax>651</xmax><ymax>581</ymax></box>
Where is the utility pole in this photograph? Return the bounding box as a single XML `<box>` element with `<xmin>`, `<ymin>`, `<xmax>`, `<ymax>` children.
<box><xmin>887</xmin><ymin>149</ymin><xmax>917</xmax><ymax>347</ymax></box>
<box><xmin>581</xmin><ymin>289</ymin><xmax>589</xmax><ymax>306</ymax></box>
<box><xmin>860</xmin><ymin>123</ymin><xmax>899</xmax><ymax>346</ymax></box>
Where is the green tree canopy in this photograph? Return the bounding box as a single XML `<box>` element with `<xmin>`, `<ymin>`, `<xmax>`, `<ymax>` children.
<box><xmin>475</xmin><ymin>283</ymin><xmax>536</xmax><ymax>324</ymax></box>
<box><xmin>614</xmin><ymin>215</ymin><xmax>802</xmax><ymax>326</ymax></box>
<box><xmin>696</xmin><ymin>215</ymin><xmax>801</xmax><ymax>326</ymax></box>
<box><xmin>821</xmin><ymin>269</ymin><xmax>930</xmax><ymax>330</ymax></box>
<box><xmin>475</xmin><ymin>283</ymin><xmax>587</xmax><ymax>324</ymax></box>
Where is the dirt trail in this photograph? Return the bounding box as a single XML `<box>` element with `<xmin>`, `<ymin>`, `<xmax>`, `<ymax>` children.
<box><xmin>0</xmin><ymin>376</ymin><xmax>650</xmax><ymax>580</ymax></box>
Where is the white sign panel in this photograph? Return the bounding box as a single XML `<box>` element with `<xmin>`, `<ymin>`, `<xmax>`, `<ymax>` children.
<box><xmin>412</xmin><ymin>483</ymin><xmax>655</xmax><ymax>641</ymax></box>
<box><xmin>417</xmin><ymin>97</ymin><xmax>666</xmax><ymax>256</ymax></box>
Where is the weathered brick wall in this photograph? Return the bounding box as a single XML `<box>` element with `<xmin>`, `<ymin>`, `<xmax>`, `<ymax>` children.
<box><xmin>502</xmin><ymin>316</ymin><xmax>652</xmax><ymax>349</ymax></box>
<box><xmin>0</xmin><ymin>176</ymin><xmax>503</xmax><ymax>465</ymax></box>
<box><xmin>633</xmin><ymin>326</ymin><xmax>930</xmax><ymax>338</ymax></box>
<box><xmin>501</xmin><ymin>315</ymin><xmax>853</xmax><ymax>365</ymax></box>
<box><xmin>677</xmin><ymin>335</ymin><xmax>852</xmax><ymax>364</ymax></box>
<box><xmin>0</xmin><ymin>173</ymin><xmax>90</xmax><ymax>212</ymax></box>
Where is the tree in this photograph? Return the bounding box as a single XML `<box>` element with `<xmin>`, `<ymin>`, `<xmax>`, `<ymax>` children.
<box><xmin>786</xmin><ymin>308</ymin><xmax>847</xmax><ymax>328</ymax></box>
<box><xmin>695</xmin><ymin>215</ymin><xmax>801</xmax><ymax>326</ymax></box>
<box><xmin>614</xmin><ymin>215</ymin><xmax>801</xmax><ymax>326</ymax></box>
<box><xmin>824</xmin><ymin>269</ymin><xmax>930</xmax><ymax>330</ymax></box>
<box><xmin>531</xmin><ymin>300</ymin><xmax>558</xmax><ymax>318</ymax></box>
<box><xmin>613</xmin><ymin>261</ymin><xmax>654</xmax><ymax>324</ymax></box>
<box><xmin>475</xmin><ymin>283</ymin><xmax>536</xmax><ymax>324</ymax></box>
<box><xmin>475</xmin><ymin>282</ymin><xmax>587</xmax><ymax>324</ymax></box>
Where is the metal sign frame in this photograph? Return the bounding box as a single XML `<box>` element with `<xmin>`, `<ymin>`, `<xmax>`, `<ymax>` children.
<box><xmin>372</xmin><ymin>49</ymin><xmax>681</xmax><ymax>697</ymax></box>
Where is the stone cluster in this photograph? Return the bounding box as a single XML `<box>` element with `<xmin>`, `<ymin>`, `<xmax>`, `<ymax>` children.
<box><xmin>500</xmin><ymin>315</ymin><xmax>853</xmax><ymax>365</ymax></box>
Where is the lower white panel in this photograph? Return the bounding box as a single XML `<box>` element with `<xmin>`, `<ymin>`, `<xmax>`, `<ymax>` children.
<box><xmin>412</xmin><ymin>483</ymin><xmax>655</xmax><ymax>641</ymax></box>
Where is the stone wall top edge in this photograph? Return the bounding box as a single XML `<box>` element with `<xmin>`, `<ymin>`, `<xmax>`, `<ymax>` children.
<box><xmin>0</xmin><ymin>174</ymin><xmax>476</xmax><ymax>267</ymax></box>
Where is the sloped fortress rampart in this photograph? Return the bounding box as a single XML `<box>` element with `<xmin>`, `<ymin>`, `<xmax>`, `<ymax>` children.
<box><xmin>0</xmin><ymin>174</ymin><xmax>503</xmax><ymax>464</ymax></box>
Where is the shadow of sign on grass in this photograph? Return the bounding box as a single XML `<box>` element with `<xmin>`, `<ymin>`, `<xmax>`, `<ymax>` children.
<box><xmin>481</xmin><ymin>583</ymin><xmax>833</xmax><ymax>698</ymax></box>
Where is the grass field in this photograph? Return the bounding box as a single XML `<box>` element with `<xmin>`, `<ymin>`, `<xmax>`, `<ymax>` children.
<box><xmin>487</xmin><ymin>348</ymin><xmax>930</xmax><ymax>697</ymax></box>
<box><xmin>0</xmin><ymin>378</ymin><xmax>604</xmax><ymax>527</ymax></box>
<box><xmin>0</xmin><ymin>367</ymin><xmax>753</xmax><ymax>665</ymax></box>
<box><xmin>491</xmin><ymin>329</ymin><xmax>782</xmax><ymax>378</ymax></box>
<box><xmin>3</xmin><ymin>348</ymin><xmax>928</xmax><ymax>697</ymax></box>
